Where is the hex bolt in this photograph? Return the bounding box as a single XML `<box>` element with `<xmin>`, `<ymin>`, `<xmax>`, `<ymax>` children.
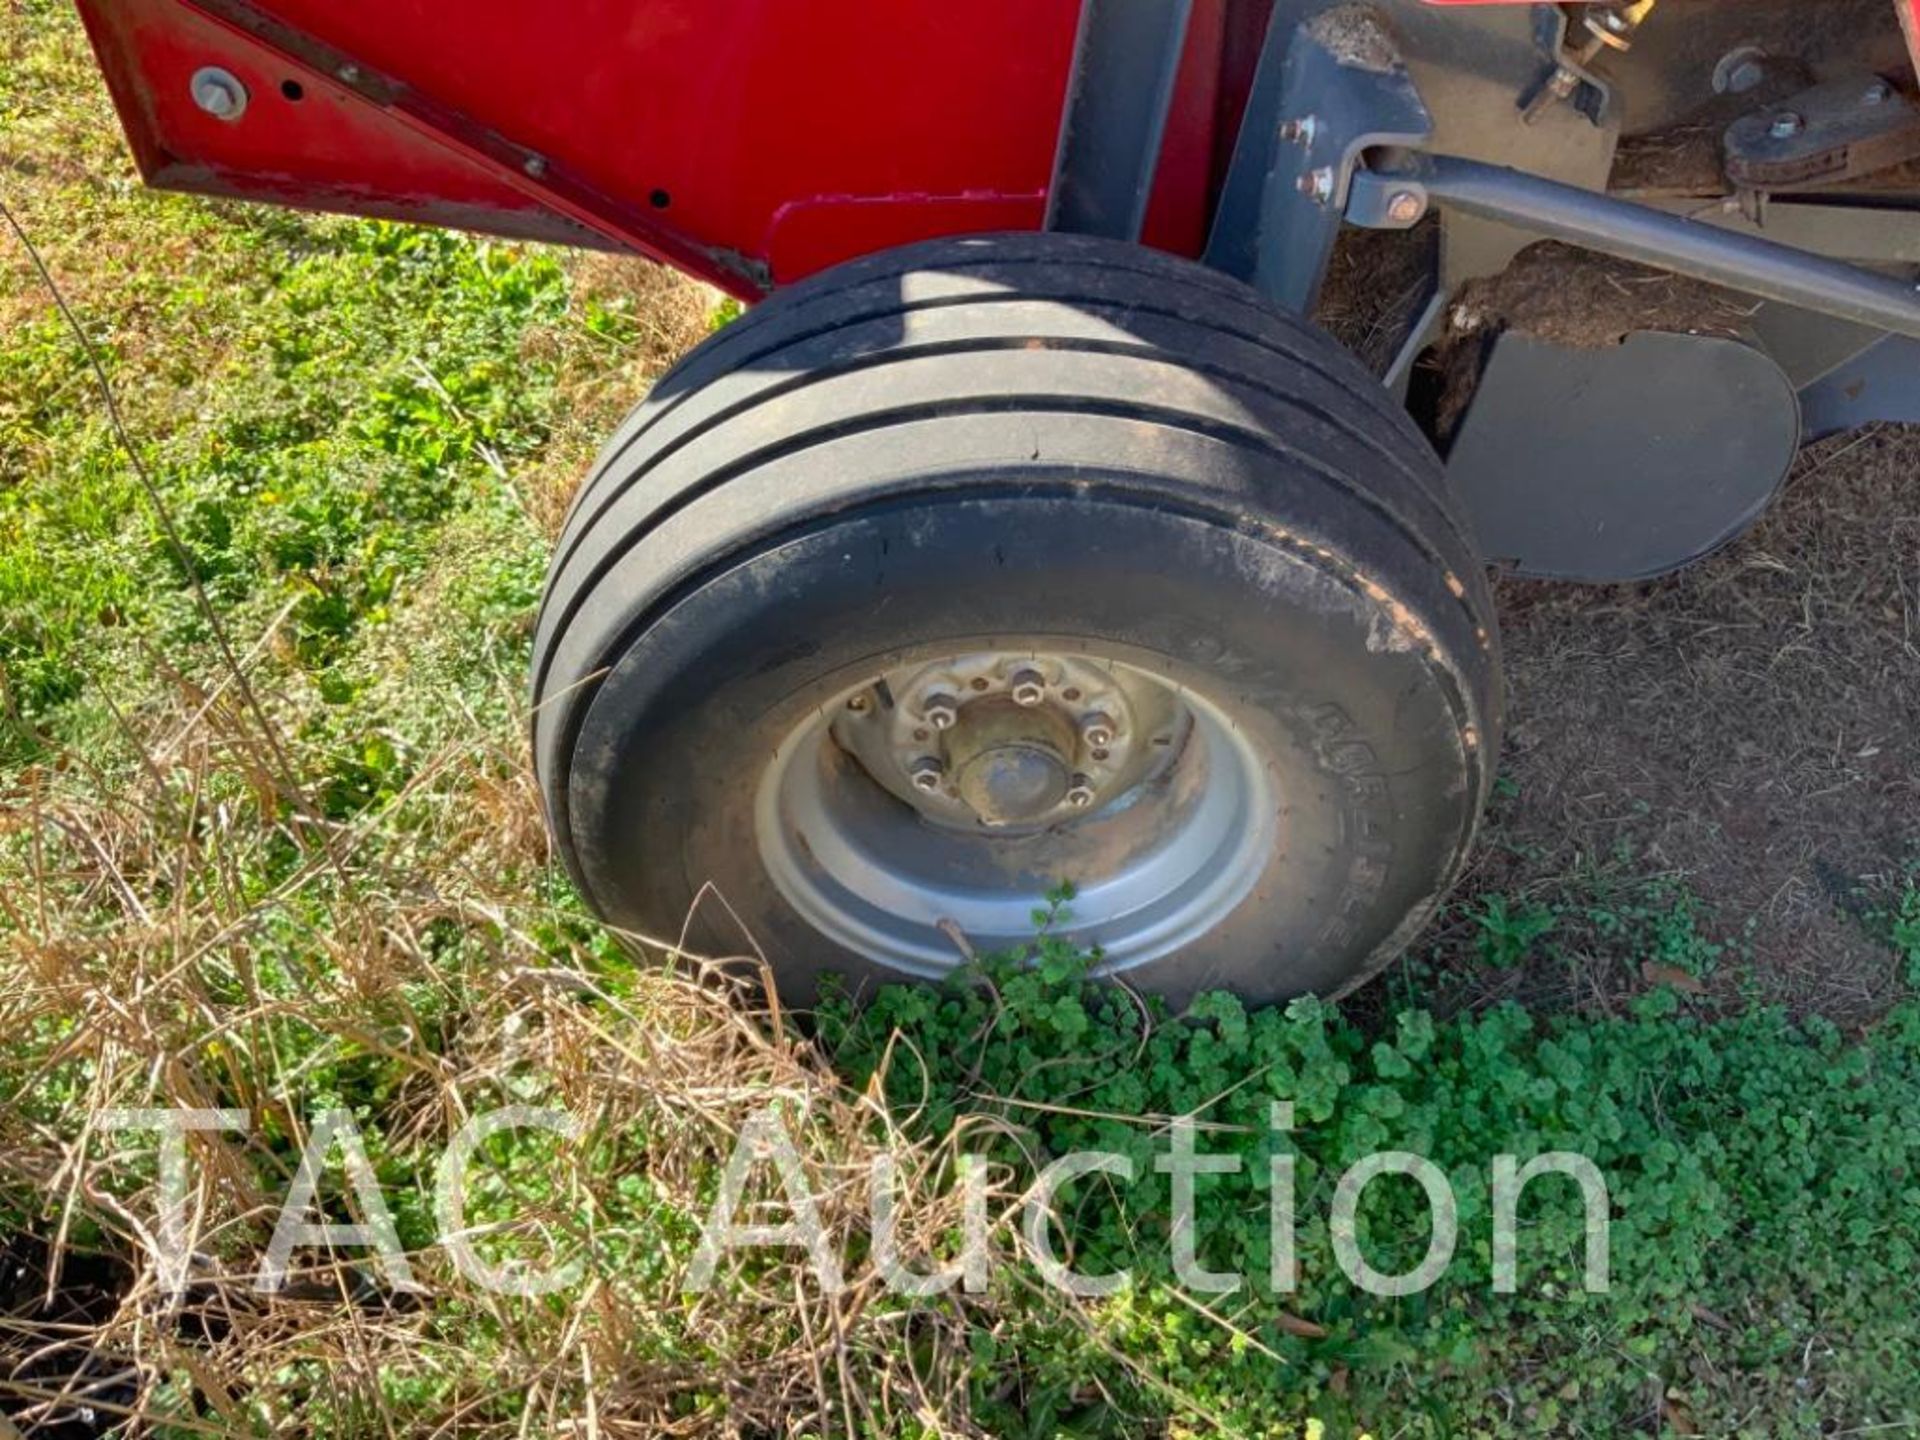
<box><xmin>524</xmin><ymin>154</ymin><xmax>549</xmax><ymax>178</ymax></box>
<box><xmin>1386</xmin><ymin>190</ymin><xmax>1426</xmax><ymax>225</ymax></box>
<box><xmin>1081</xmin><ymin>713</ymin><xmax>1116</xmax><ymax>750</ymax></box>
<box><xmin>1863</xmin><ymin>80</ymin><xmax>1892</xmax><ymax>106</ymax></box>
<box><xmin>1278</xmin><ymin>116</ymin><xmax>1318</xmax><ymax>145</ymax></box>
<box><xmin>1065</xmin><ymin>776</ymin><xmax>1096</xmax><ymax>809</ymax></box>
<box><xmin>190</xmin><ymin>67</ymin><xmax>248</xmax><ymax>121</ymax></box>
<box><xmin>908</xmin><ymin>757</ymin><xmax>945</xmax><ymax>793</ymax></box>
<box><xmin>1769</xmin><ymin>112</ymin><xmax>1804</xmax><ymax>139</ymax></box>
<box><xmin>1009</xmin><ymin>669</ymin><xmax>1047</xmax><ymax>707</ymax></box>
<box><xmin>922</xmin><ymin>694</ymin><xmax>960</xmax><ymax>731</ymax></box>
<box><xmin>1297</xmin><ymin>167</ymin><xmax>1335</xmax><ymax>204</ymax></box>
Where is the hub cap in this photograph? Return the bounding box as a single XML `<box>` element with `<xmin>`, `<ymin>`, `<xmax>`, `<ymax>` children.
<box><xmin>754</xmin><ymin>650</ymin><xmax>1278</xmax><ymax>976</ymax></box>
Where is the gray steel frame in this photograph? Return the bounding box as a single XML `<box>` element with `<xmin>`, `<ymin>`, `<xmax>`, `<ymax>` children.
<box><xmin>1043</xmin><ymin>0</ymin><xmax>1920</xmax><ymax>418</ymax></box>
<box><xmin>1044</xmin><ymin>0</ymin><xmax>1194</xmax><ymax>241</ymax></box>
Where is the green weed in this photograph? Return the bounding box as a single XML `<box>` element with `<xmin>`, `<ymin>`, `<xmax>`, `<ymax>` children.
<box><xmin>826</xmin><ymin>920</ymin><xmax>1920</xmax><ymax>1438</ymax></box>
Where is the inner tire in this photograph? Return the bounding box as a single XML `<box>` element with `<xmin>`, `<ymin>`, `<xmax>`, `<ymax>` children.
<box><xmin>532</xmin><ymin>232</ymin><xmax>1501</xmax><ymax>1007</ymax></box>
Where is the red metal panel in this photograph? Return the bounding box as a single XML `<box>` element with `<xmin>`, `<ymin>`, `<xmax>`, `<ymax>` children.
<box><xmin>82</xmin><ymin>0</ymin><xmax>1920</xmax><ymax>295</ymax></box>
<box><xmin>73</xmin><ymin>0</ymin><xmax>1097</xmax><ymax>297</ymax></box>
<box><xmin>74</xmin><ymin>0</ymin><xmax>612</xmax><ymax>251</ymax></box>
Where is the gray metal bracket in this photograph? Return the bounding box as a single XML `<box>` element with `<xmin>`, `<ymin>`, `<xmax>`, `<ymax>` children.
<box><xmin>1724</xmin><ymin>74</ymin><xmax>1920</xmax><ymax>191</ymax></box>
<box><xmin>1045</xmin><ymin>0</ymin><xmax>1194</xmax><ymax>241</ymax></box>
<box><xmin>1201</xmin><ymin>12</ymin><xmax>1431</xmax><ymax>315</ymax></box>
<box><xmin>1514</xmin><ymin>2</ymin><xmax>1617</xmax><ymax>128</ymax></box>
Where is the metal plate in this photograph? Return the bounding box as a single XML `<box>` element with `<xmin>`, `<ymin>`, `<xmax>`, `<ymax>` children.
<box><xmin>1724</xmin><ymin>75</ymin><xmax>1920</xmax><ymax>190</ymax></box>
<box><xmin>1798</xmin><ymin>333</ymin><xmax>1920</xmax><ymax>438</ymax></box>
<box><xmin>1447</xmin><ymin>330</ymin><xmax>1802</xmax><ymax>582</ymax></box>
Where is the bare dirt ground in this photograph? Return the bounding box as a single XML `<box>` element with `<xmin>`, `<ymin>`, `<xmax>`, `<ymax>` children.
<box><xmin>1426</xmin><ymin>421</ymin><xmax>1920</xmax><ymax>1026</ymax></box>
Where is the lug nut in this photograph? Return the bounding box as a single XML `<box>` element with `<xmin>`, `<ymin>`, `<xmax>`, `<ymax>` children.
<box><xmin>1081</xmin><ymin>713</ymin><xmax>1116</xmax><ymax>750</ymax></box>
<box><xmin>1009</xmin><ymin>670</ymin><xmax>1046</xmax><ymax>707</ymax></box>
<box><xmin>908</xmin><ymin>757</ymin><xmax>945</xmax><ymax>793</ymax></box>
<box><xmin>1065</xmin><ymin>775</ymin><xmax>1096</xmax><ymax>809</ymax></box>
<box><xmin>922</xmin><ymin>694</ymin><xmax>959</xmax><ymax>730</ymax></box>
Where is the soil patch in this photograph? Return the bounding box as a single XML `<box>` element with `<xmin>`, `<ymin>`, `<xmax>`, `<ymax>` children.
<box><xmin>1414</xmin><ymin>424</ymin><xmax>1920</xmax><ymax>1026</ymax></box>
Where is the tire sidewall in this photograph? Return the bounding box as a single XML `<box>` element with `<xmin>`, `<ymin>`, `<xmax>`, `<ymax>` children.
<box><xmin>565</xmin><ymin>493</ymin><xmax>1479</xmax><ymax>1007</ymax></box>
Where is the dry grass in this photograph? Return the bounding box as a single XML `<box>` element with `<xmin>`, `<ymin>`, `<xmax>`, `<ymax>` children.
<box><xmin>0</xmin><ymin>666</ymin><xmax>1021</xmax><ymax>1436</ymax></box>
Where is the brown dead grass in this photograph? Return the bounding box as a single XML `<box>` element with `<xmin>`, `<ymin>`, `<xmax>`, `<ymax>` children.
<box><xmin>0</xmin><ymin>667</ymin><xmax>1005</xmax><ymax>1436</ymax></box>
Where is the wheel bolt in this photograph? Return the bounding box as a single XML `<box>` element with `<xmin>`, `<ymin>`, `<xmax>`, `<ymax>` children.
<box><xmin>1081</xmin><ymin>713</ymin><xmax>1116</xmax><ymax>750</ymax></box>
<box><xmin>1009</xmin><ymin>670</ymin><xmax>1046</xmax><ymax>707</ymax></box>
<box><xmin>922</xmin><ymin>694</ymin><xmax>959</xmax><ymax>730</ymax></box>
<box><xmin>1066</xmin><ymin>775</ymin><xmax>1096</xmax><ymax>809</ymax></box>
<box><xmin>909</xmin><ymin>757</ymin><xmax>945</xmax><ymax>793</ymax></box>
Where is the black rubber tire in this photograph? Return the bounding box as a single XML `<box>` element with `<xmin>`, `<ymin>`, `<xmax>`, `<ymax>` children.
<box><xmin>532</xmin><ymin>232</ymin><xmax>1501</xmax><ymax>1007</ymax></box>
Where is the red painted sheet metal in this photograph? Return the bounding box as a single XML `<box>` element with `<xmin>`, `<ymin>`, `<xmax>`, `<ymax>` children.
<box><xmin>75</xmin><ymin>0</ymin><xmax>619</xmax><ymax>251</ymax></box>
<box><xmin>80</xmin><ymin>0</ymin><xmax>1920</xmax><ymax>296</ymax></box>
<box><xmin>73</xmin><ymin>0</ymin><xmax>1093</xmax><ymax>297</ymax></box>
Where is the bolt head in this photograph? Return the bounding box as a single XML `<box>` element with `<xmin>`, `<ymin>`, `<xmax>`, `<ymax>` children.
<box><xmin>1009</xmin><ymin>670</ymin><xmax>1046</xmax><ymax>707</ymax></box>
<box><xmin>1769</xmin><ymin>111</ymin><xmax>1804</xmax><ymax>139</ymax></box>
<box><xmin>1863</xmin><ymin>81</ymin><xmax>1891</xmax><ymax>106</ymax></box>
<box><xmin>1065</xmin><ymin>777</ymin><xmax>1096</xmax><ymax>809</ymax></box>
<box><xmin>908</xmin><ymin>757</ymin><xmax>945</xmax><ymax>793</ymax></box>
<box><xmin>922</xmin><ymin>694</ymin><xmax>959</xmax><ymax>731</ymax></box>
<box><xmin>1080</xmin><ymin>713</ymin><xmax>1116</xmax><ymax>750</ymax></box>
<box><xmin>524</xmin><ymin>155</ymin><xmax>549</xmax><ymax>178</ymax></box>
<box><xmin>1297</xmin><ymin>168</ymin><xmax>1335</xmax><ymax>204</ymax></box>
<box><xmin>1386</xmin><ymin>190</ymin><xmax>1425</xmax><ymax>225</ymax></box>
<box><xmin>190</xmin><ymin>67</ymin><xmax>247</xmax><ymax>121</ymax></box>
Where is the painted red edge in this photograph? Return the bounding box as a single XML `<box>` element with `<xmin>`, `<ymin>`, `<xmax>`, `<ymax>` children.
<box><xmin>71</xmin><ymin>0</ymin><xmax>1920</xmax><ymax>295</ymax></box>
<box><xmin>70</xmin><ymin>0</ymin><xmax>1094</xmax><ymax>297</ymax></box>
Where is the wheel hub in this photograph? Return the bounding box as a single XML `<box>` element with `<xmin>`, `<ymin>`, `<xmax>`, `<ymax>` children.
<box><xmin>754</xmin><ymin>648</ymin><xmax>1278</xmax><ymax>976</ymax></box>
<box><xmin>830</xmin><ymin>651</ymin><xmax>1182</xmax><ymax>832</ymax></box>
<box><xmin>947</xmin><ymin>699</ymin><xmax>1076</xmax><ymax>824</ymax></box>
